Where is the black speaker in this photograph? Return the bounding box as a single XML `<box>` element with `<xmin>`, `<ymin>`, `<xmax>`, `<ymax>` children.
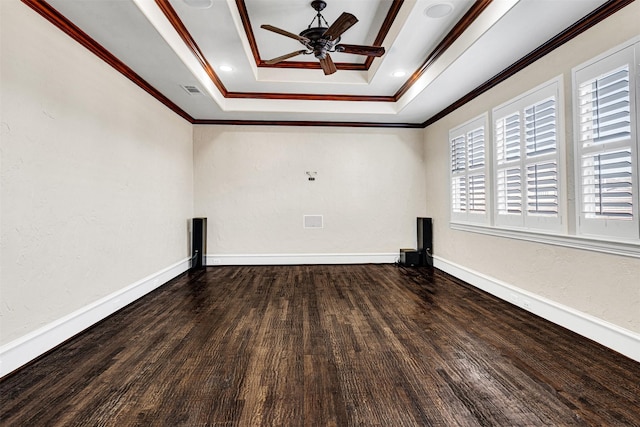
<box><xmin>192</xmin><ymin>217</ymin><xmax>207</xmax><ymax>269</ymax></box>
<box><xmin>417</xmin><ymin>217</ymin><xmax>433</xmax><ymax>267</ymax></box>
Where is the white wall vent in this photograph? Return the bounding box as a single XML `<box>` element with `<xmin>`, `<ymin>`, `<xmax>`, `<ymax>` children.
<box><xmin>181</xmin><ymin>84</ymin><xmax>202</xmax><ymax>95</ymax></box>
<box><xmin>303</xmin><ymin>215</ymin><xmax>323</xmax><ymax>229</ymax></box>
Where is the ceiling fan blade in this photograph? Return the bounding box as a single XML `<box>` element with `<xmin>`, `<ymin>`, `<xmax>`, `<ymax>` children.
<box><xmin>323</xmin><ymin>12</ymin><xmax>358</xmax><ymax>41</ymax></box>
<box><xmin>264</xmin><ymin>50</ymin><xmax>308</xmax><ymax>65</ymax></box>
<box><xmin>335</xmin><ymin>44</ymin><xmax>385</xmax><ymax>57</ymax></box>
<box><xmin>261</xmin><ymin>24</ymin><xmax>310</xmax><ymax>44</ymax></box>
<box><xmin>319</xmin><ymin>54</ymin><xmax>337</xmax><ymax>75</ymax></box>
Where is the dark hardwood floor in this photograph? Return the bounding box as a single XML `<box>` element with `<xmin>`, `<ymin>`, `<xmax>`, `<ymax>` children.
<box><xmin>1</xmin><ymin>264</ymin><xmax>639</xmax><ymax>426</ymax></box>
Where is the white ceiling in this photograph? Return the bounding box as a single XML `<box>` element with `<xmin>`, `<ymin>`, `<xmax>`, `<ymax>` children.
<box><xmin>42</xmin><ymin>0</ymin><xmax>611</xmax><ymax>125</ymax></box>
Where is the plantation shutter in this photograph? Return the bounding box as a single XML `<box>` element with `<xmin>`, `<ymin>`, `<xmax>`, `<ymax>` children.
<box><xmin>525</xmin><ymin>98</ymin><xmax>556</xmax><ymax>156</ymax></box>
<box><xmin>496</xmin><ymin>113</ymin><xmax>521</xmax><ymax>164</ymax></box>
<box><xmin>452</xmin><ymin>176</ymin><xmax>467</xmax><ymax>213</ymax></box>
<box><xmin>450</xmin><ymin>115</ymin><xmax>488</xmax><ymax>223</ymax></box>
<box><xmin>467</xmin><ymin>127</ymin><xmax>486</xmax><ymax>213</ymax></box>
<box><xmin>497</xmin><ymin>168</ymin><xmax>522</xmax><ymax>215</ymax></box>
<box><xmin>527</xmin><ymin>162</ymin><xmax>558</xmax><ymax>215</ymax></box>
<box><xmin>579</xmin><ymin>67</ymin><xmax>631</xmax><ymax>147</ymax></box>
<box><xmin>450</xmin><ymin>134</ymin><xmax>467</xmax><ymax>214</ymax></box>
<box><xmin>494</xmin><ymin>79</ymin><xmax>562</xmax><ymax>230</ymax></box>
<box><xmin>495</xmin><ymin>113</ymin><xmax>522</xmax><ymax>222</ymax></box>
<box><xmin>578</xmin><ymin>66</ymin><xmax>633</xmax><ymax>221</ymax></box>
<box><xmin>467</xmin><ymin>128</ymin><xmax>485</xmax><ymax>169</ymax></box>
<box><xmin>525</xmin><ymin>97</ymin><xmax>559</xmax><ymax>217</ymax></box>
<box><xmin>574</xmin><ymin>43</ymin><xmax>638</xmax><ymax>240</ymax></box>
<box><xmin>468</xmin><ymin>175</ymin><xmax>486</xmax><ymax>212</ymax></box>
<box><xmin>581</xmin><ymin>149</ymin><xmax>633</xmax><ymax>219</ymax></box>
<box><xmin>451</xmin><ymin>135</ymin><xmax>466</xmax><ymax>174</ymax></box>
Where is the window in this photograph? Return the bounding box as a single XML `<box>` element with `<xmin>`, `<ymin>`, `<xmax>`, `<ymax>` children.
<box><xmin>448</xmin><ymin>39</ymin><xmax>640</xmax><ymax>256</ymax></box>
<box><xmin>450</xmin><ymin>114</ymin><xmax>488</xmax><ymax>224</ymax></box>
<box><xmin>573</xmin><ymin>43</ymin><xmax>639</xmax><ymax>241</ymax></box>
<box><xmin>493</xmin><ymin>78</ymin><xmax>563</xmax><ymax>232</ymax></box>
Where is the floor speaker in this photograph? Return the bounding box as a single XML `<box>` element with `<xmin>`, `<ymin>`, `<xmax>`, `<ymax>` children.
<box><xmin>417</xmin><ymin>217</ymin><xmax>433</xmax><ymax>267</ymax></box>
<box><xmin>192</xmin><ymin>217</ymin><xmax>207</xmax><ymax>269</ymax></box>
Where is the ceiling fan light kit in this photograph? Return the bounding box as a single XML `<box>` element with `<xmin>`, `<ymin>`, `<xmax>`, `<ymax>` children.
<box><xmin>260</xmin><ymin>0</ymin><xmax>385</xmax><ymax>75</ymax></box>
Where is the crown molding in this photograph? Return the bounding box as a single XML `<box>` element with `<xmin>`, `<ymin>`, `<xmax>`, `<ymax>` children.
<box><xmin>20</xmin><ymin>0</ymin><xmax>636</xmax><ymax>129</ymax></box>
<box><xmin>21</xmin><ymin>0</ymin><xmax>195</xmax><ymax>123</ymax></box>
<box><xmin>421</xmin><ymin>0</ymin><xmax>635</xmax><ymax>127</ymax></box>
<box><xmin>192</xmin><ymin>119</ymin><xmax>423</xmax><ymax>128</ymax></box>
<box><xmin>394</xmin><ymin>0</ymin><xmax>492</xmax><ymax>100</ymax></box>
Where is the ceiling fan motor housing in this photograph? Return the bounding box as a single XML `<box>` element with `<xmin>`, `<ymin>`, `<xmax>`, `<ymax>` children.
<box><xmin>299</xmin><ymin>26</ymin><xmax>339</xmax><ymax>59</ymax></box>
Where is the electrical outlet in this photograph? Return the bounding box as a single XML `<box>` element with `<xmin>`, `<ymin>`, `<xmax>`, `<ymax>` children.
<box><xmin>213</xmin><ymin>259</ymin><xmax>221</xmax><ymax>265</ymax></box>
<box><xmin>522</xmin><ymin>299</ymin><xmax>532</xmax><ymax>309</ymax></box>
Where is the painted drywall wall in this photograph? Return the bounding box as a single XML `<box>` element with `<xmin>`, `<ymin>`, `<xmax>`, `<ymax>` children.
<box><xmin>194</xmin><ymin>125</ymin><xmax>425</xmax><ymax>257</ymax></box>
<box><xmin>0</xmin><ymin>0</ymin><xmax>193</xmax><ymax>345</ymax></box>
<box><xmin>423</xmin><ymin>2</ymin><xmax>640</xmax><ymax>334</ymax></box>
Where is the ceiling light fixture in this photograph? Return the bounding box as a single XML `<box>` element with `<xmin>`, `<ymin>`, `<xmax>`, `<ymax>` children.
<box><xmin>219</xmin><ymin>65</ymin><xmax>233</xmax><ymax>72</ymax></box>
<box><xmin>425</xmin><ymin>2</ymin><xmax>454</xmax><ymax>18</ymax></box>
<box><xmin>392</xmin><ymin>70</ymin><xmax>406</xmax><ymax>77</ymax></box>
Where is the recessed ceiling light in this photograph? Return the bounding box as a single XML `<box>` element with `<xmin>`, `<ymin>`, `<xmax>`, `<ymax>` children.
<box><xmin>219</xmin><ymin>65</ymin><xmax>233</xmax><ymax>72</ymax></box>
<box><xmin>183</xmin><ymin>0</ymin><xmax>213</xmax><ymax>9</ymax></box>
<box><xmin>425</xmin><ymin>2</ymin><xmax>454</xmax><ymax>18</ymax></box>
<box><xmin>392</xmin><ymin>71</ymin><xmax>406</xmax><ymax>78</ymax></box>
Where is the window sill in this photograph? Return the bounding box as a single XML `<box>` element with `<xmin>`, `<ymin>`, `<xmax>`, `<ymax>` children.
<box><xmin>450</xmin><ymin>222</ymin><xmax>640</xmax><ymax>258</ymax></box>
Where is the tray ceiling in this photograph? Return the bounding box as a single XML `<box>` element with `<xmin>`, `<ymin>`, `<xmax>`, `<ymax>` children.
<box><xmin>24</xmin><ymin>0</ymin><xmax>626</xmax><ymax>126</ymax></box>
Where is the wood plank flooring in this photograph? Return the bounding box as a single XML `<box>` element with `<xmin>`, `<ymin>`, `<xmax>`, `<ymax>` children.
<box><xmin>1</xmin><ymin>264</ymin><xmax>639</xmax><ymax>426</ymax></box>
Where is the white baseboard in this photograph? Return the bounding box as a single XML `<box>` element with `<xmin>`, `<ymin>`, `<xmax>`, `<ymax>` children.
<box><xmin>5</xmin><ymin>255</ymin><xmax>635</xmax><ymax>378</ymax></box>
<box><xmin>206</xmin><ymin>252</ymin><xmax>399</xmax><ymax>266</ymax></box>
<box><xmin>434</xmin><ymin>256</ymin><xmax>640</xmax><ymax>363</ymax></box>
<box><xmin>0</xmin><ymin>257</ymin><xmax>191</xmax><ymax>378</ymax></box>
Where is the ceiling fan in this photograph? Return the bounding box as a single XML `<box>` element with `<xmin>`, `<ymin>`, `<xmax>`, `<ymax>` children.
<box><xmin>260</xmin><ymin>0</ymin><xmax>385</xmax><ymax>75</ymax></box>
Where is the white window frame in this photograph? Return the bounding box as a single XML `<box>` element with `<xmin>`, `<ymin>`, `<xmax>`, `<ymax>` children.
<box><xmin>449</xmin><ymin>38</ymin><xmax>640</xmax><ymax>258</ymax></box>
<box><xmin>449</xmin><ymin>114</ymin><xmax>489</xmax><ymax>225</ymax></box>
<box><xmin>492</xmin><ymin>77</ymin><xmax>566</xmax><ymax>233</ymax></box>
<box><xmin>572</xmin><ymin>40</ymin><xmax>640</xmax><ymax>242</ymax></box>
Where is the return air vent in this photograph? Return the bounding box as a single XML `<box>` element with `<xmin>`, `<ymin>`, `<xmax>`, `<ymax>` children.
<box><xmin>181</xmin><ymin>84</ymin><xmax>202</xmax><ymax>95</ymax></box>
<box><xmin>303</xmin><ymin>215</ymin><xmax>323</xmax><ymax>229</ymax></box>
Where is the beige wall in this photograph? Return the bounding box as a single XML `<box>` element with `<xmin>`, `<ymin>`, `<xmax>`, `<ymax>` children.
<box><xmin>423</xmin><ymin>3</ymin><xmax>640</xmax><ymax>333</ymax></box>
<box><xmin>1</xmin><ymin>0</ymin><xmax>638</xmax><ymax>359</ymax></box>
<box><xmin>0</xmin><ymin>0</ymin><xmax>194</xmax><ymax>345</ymax></box>
<box><xmin>194</xmin><ymin>125</ymin><xmax>426</xmax><ymax>255</ymax></box>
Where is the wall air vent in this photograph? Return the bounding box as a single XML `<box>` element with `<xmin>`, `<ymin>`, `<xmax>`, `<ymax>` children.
<box><xmin>181</xmin><ymin>84</ymin><xmax>202</xmax><ymax>95</ymax></box>
<box><xmin>303</xmin><ymin>215</ymin><xmax>323</xmax><ymax>229</ymax></box>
